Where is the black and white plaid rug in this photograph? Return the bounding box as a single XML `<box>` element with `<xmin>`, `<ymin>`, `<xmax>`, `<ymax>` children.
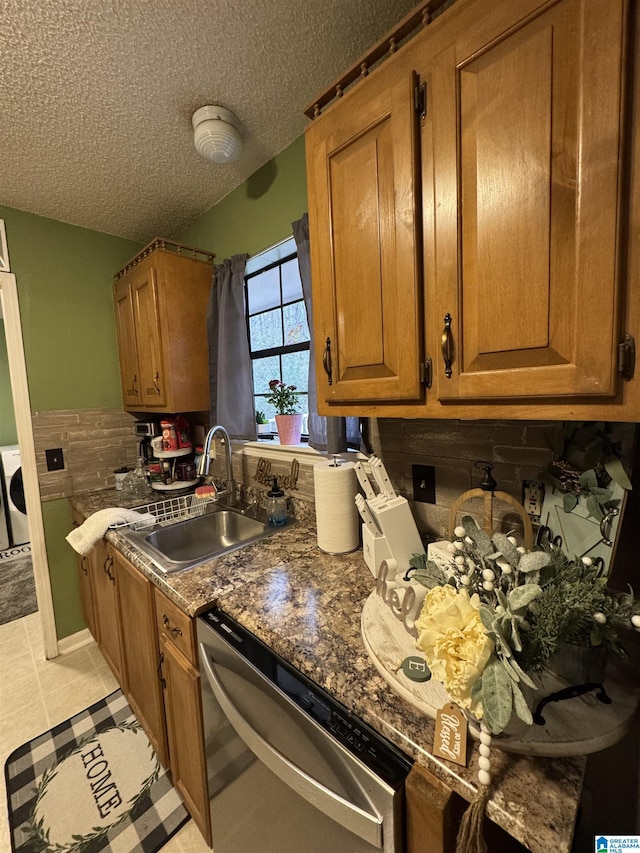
<box><xmin>4</xmin><ymin>689</ymin><xmax>189</xmax><ymax>852</ymax></box>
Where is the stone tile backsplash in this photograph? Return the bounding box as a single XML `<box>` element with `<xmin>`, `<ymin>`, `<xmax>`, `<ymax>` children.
<box><xmin>368</xmin><ymin>418</ymin><xmax>555</xmax><ymax>541</ymax></box>
<box><xmin>32</xmin><ymin>407</ymin><xmax>139</xmax><ymax>500</ymax></box>
<box><xmin>30</xmin><ymin>408</ymin><xmax>569</xmax><ymax>542</ymax></box>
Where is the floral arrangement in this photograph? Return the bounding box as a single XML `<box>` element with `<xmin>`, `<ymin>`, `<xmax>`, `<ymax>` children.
<box><xmin>410</xmin><ymin>517</ymin><xmax>640</xmax><ymax>734</ymax></box>
<box><xmin>265</xmin><ymin>379</ymin><xmax>300</xmax><ymax>415</ymax></box>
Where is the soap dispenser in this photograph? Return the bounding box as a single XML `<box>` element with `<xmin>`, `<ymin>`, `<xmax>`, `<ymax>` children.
<box><xmin>266</xmin><ymin>477</ymin><xmax>288</xmax><ymax>527</ymax></box>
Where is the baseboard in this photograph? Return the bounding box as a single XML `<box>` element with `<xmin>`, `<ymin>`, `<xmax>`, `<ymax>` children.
<box><xmin>57</xmin><ymin>627</ymin><xmax>93</xmax><ymax>655</ymax></box>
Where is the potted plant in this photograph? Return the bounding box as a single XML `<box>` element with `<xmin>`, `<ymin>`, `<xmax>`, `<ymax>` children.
<box><xmin>255</xmin><ymin>410</ymin><xmax>271</xmax><ymax>436</ymax></box>
<box><xmin>265</xmin><ymin>380</ymin><xmax>303</xmax><ymax>445</ymax></box>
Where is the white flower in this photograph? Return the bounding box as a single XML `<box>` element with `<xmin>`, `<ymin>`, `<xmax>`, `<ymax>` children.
<box><xmin>415</xmin><ymin>586</ymin><xmax>494</xmax><ymax>717</ymax></box>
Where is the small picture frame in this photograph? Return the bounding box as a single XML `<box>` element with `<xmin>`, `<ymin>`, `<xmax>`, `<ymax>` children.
<box><xmin>0</xmin><ymin>220</ymin><xmax>10</xmax><ymax>272</ymax></box>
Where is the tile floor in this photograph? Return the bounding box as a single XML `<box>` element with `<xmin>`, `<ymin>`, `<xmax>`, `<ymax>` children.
<box><xmin>0</xmin><ymin>612</ymin><xmax>211</xmax><ymax>853</ymax></box>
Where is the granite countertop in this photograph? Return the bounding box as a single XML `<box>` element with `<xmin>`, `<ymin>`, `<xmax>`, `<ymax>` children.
<box><xmin>70</xmin><ymin>489</ymin><xmax>585</xmax><ymax>853</ymax></box>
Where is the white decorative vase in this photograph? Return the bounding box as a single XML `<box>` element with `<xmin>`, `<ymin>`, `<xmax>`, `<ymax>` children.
<box><xmin>275</xmin><ymin>414</ymin><xmax>303</xmax><ymax>445</ymax></box>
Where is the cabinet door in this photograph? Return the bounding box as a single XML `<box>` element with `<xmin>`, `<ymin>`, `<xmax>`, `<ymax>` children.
<box><xmin>131</xmin><ymin>267</ymin><xmax>167</xmax><ymax>408</ymax></box>
<box><xmin>91</xmin><ymin>540</ymin><xmax>123</xmax><ymax>684</ymax></box>
<box><xmin>113</xmin><ymin>277</ymin><xmax>142</xmax><ymax>408</ymax></box>
<box><xmin>160</xmin><ymin>634</ymin><xmax>212</xmax><ymax>845</ymax></box>
<box><xmin>113</xmin><ymin>551</ymin><xmax>169</xmax><ymax>768</ymax></box>
<box><xmin>306</xmin><ymin>52</ymin><xmax>423</xmax><ymax>404</ymax></box>
<box><xmin>430</xmin><ymin>0</ymin><xmax>626</xmax><ymax>400</ymax></box>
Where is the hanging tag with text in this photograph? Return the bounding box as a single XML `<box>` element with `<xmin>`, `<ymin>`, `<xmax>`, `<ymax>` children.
<box><xmin>434</xmin><ymin>702</ymin><xmax>468</xmax><ymax>766</ymax></box>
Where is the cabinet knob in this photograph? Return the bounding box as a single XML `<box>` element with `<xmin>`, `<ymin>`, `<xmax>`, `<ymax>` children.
<box><xmin>441</xmin><ymin>314</ymin><xmax>454</xmax><ymax>379</ymax></box>
<box><xmin>322</xmin><ymin>337</ymin><xmax>333</xmax><ymax>386</ymax></box>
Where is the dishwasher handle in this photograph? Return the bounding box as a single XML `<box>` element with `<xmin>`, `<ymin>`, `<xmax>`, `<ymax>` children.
<box><xmin>200</xmin><ymin>643</ymin><xmax>384</xmax><ymax>849</ymax></box>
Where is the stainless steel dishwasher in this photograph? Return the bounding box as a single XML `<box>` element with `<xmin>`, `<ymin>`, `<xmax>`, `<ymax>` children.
<box><xmin>197</xmin><ymin>607</ymin><xmax>412</xmax><ymax>853</ymax></box>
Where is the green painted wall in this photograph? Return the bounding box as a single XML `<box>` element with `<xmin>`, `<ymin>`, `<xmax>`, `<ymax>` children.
<box><xmin>178</xmin><ymin>135</ymin><xmax>308</xmax><ymax>257</ymax></box>
<box><xmin>0</xmin><ymin>206</ymin><xmax>140</xmax><ymax>411</ymax></box>
<box><xmin>0</xmin><ymin>205</ymin><xmax>139</xmax><ymax>639</ymax></box>
<box><xmin>42</xmin><ymin>499</ymin><xmax>82</xmax><ymax>640</ymax></box>
<box><xmin>0</xmin><ymin>321</ymin><xmax>18</xmax><ymax>445</ymax></box>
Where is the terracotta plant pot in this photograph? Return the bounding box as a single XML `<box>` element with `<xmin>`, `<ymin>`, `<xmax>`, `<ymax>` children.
<box><xmin>275</xmin><ymin>414</ymin><xmax>303</xmax><ymax>445</ymax></box>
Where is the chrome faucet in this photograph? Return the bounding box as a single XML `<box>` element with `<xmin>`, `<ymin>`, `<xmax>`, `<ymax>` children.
<box><xmin>198</xmin><ymin>424</ymin><xmax>237</xmax><ymax>506</ymax></box>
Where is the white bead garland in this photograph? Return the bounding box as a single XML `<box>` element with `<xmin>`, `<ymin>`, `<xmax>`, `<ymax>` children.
<box><xmin>478</xmin><ymin>722</ymin><xmax>492</xmax><ymax>788</ymax></box>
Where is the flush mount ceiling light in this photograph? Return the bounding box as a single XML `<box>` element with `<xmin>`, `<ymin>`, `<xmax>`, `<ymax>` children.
<box><xmin>192</xmin><ymin>105</ymin><xmax>242</xmax><ymax>165</ymax></box>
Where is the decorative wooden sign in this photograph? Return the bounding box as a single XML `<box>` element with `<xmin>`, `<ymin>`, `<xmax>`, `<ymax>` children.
<box><xmin>253</xmin><ymin>457</ymin><xmax>300</xmax><ymax>490</ymax></box>
<box><xmin>433</xmin><ymin>702</ymin><xmax>468</xmax><ymax>766</ymax></box>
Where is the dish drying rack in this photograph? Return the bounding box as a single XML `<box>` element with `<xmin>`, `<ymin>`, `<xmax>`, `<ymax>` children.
<box><xmin>109</xmin><ymin>493</ymin><xmax>217</xmax><ymax>531</ymax></box>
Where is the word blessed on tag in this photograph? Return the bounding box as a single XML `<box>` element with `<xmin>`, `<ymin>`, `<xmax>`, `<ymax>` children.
<box><xmin>434</xmin><ymin>703</ymin><xmax>468</xmax><ymax>766</ymax></box>
<box><xmin>253</xmin><ymin>457</ymin><xmax>300</xmax><ymax>490</ymax></box>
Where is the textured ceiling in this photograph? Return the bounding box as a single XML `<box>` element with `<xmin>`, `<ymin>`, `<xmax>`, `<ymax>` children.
<box><xmin>0</xmin><ymin>0</ymin><xmax>419</xmax><ymax>243</ymax></box>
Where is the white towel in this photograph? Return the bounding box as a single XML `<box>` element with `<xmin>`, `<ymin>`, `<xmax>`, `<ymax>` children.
<box><xmin>66</xmin><ymin>507</ymin><xmax>156</xmax><ymax>555</ymax></box>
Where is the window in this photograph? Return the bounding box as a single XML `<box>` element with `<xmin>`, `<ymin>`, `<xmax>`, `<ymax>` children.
<box><xmin>245</xmin><ymin>237</ymin><xmax>310</xmax><ymax>428</ymax></box>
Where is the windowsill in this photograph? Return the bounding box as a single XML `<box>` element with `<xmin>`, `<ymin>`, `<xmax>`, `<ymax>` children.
<box><xmin>233</xmin><ymin>439</ymin><xmax>359</xmax><ymax>462</ymax></box>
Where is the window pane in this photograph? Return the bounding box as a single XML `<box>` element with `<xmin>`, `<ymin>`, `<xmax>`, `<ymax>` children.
<box><xmin>281</xmin><ymin>258</ymin><xmax>302</xmax><ymax>304</ymax></box>
<box><xmin>282</xmin><ymin>350</ymin><xmax>309</xmax><ymax>397</ymax></box>
<box><xmin>283</xmin><ymin>301</ymin><xmax>310</xmax><ymax>345</ymax></box>
<box><xmin>247</xmin><ymin>267</ymin><xmax>280</xmax><ymax>315</ymax></box>
<box><xmin>253</xmin><ymin>354</ymin><xmax>280</xmax><ymax>395</ymax></box>
<box><xmin>254</xmin><ymin>396</ymin><xmax>278</xmax><ymax>422</ymax></box>
<box><xmin>249</xmin><ymin>308</ymin><xmax>282</xmax><ymax>352</ymax></box>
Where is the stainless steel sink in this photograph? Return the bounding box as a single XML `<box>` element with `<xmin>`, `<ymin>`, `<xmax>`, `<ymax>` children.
<box><xmin>117</xmin><ymin>503</ymin><xmax>284</xmax><ymax>574</ymax></box>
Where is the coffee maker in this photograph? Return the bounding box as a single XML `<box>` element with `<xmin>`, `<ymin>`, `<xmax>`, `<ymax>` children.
<box><xmin>134</xmin><ymin>421</ymin><xmax>160</xmax><ymax>462</ymax></box>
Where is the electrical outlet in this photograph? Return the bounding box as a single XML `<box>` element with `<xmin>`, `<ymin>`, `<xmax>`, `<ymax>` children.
<box><xmin>522</xmin><ymin>480</ymin><xmax>545</xmax><ymax>522</ymax></box>
<box><xmin>412</xmin><ymin>464</ymin><xmax>436</xmax><ymax>503</ymax></box>
<box><xmin>45</xmin><ymin>448</ymin><xmax>65</xmax><ymax>471</ymax></box>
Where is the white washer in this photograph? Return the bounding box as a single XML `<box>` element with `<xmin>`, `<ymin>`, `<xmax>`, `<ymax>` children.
<box><xmin>1</xmin><ymin>445</ymin><xmax>29</xmax><ymax>546</ymax></box>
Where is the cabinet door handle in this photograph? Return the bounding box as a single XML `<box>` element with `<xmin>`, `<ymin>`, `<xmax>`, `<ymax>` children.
<box><xmin>153</xmin><ymin>372</ymin><xmax>161</xmax><ymax>393</ymax></box>
<box><xmin>103</xmin><ymin>555</ymin><xmax>115</xmax><ymax>584</ymax></box>
<box><xmin>441</xmin><ymin>313</ymin><xmax>453</xmax><ymax>379</ymax></box>
<box><xmin>163</xmin><ymin>614</ymin><xmax>183</xmax><ymax>636</ymax></box>
<box><xmin>157</xmin><ymin>652</ymin><xmax>166</xmax><ymax>688</ymax></box>
<box><xmin>132</xmin><ymin>373</ymin><xmax>139</xmax><ymax>396</ymax></box>
<box><xmin>322</xmin><ymin>337</ymin><xmax>333</xmax><ymax>386</ymax></box>
<box><xmin>81</xmin><ymin>556</ymin><xmax>88</xmax><ymax>576</ymax></box>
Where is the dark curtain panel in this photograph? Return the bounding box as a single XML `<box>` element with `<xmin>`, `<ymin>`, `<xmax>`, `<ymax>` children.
<box><xmin>207</xmin><ymin>253</ymin><xmax>256</xmax><ymax>439</ymax></box>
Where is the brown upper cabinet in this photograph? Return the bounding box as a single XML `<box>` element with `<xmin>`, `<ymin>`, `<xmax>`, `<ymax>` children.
<box><xmin>114</xmin><ymin>239</ymin><xmax>215</xmax><ymax>414</ymax></box>
<box><xmin>306</xmin><ymin>51</ymin><xmax>423</xmax><ymax>404</ymax></box>
<box><xmin>305</xmin><ymin>0</ymin><xmax>639</xmax><ymax>421</ymax></box>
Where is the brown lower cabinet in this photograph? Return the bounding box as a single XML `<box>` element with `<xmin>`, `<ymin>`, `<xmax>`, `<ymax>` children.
<box><xmin>154</xmin><ymin>588</ymin><xmax>212</xmax><ymax>845</ymax></box>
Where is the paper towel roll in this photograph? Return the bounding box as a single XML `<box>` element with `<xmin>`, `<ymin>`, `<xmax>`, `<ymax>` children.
<box><xmin>313</xmin><ymin>459</ymin><xmax>359</xmax><ymax>554</ymax></box>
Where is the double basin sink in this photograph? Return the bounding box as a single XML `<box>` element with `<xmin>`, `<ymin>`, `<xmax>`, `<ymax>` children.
<box><xmin>117</xmin><ymin>501</ymin><xmax>285</xmax><ymax>575</ymax></box>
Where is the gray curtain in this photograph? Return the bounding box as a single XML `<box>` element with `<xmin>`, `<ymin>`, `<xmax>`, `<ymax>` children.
<box><xmin>292</xmin><ymin>214</ymin><xmax>361</xmax><ymax>453</ymax></box>
<box><xmin>207</xmin><ymin>254</ymin><xmax>256</xmax><ymax>439</ymax></box>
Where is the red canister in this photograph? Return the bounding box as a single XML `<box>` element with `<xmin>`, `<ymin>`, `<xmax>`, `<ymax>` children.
<box><xmin>161</xmin><ymin>418</ymin><xmax>179</xmax><ymax>451</ymax></box>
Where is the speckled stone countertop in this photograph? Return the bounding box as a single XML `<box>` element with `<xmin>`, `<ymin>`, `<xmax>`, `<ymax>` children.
<box><xmin>70</xmin><ymin>489</ymin><xmax>585</xmax><ymax>853</ymax></box>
